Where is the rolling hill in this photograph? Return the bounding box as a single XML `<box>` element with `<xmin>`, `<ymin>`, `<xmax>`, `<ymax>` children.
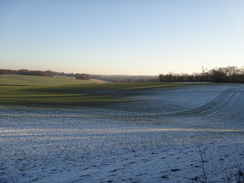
<box><xmin>0</xmin><ymin>75</ymin><xmax>101</xmax><ymax>86</ymax></box>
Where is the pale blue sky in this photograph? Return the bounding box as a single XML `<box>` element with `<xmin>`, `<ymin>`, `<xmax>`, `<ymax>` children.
<box><xmin>1</xmin><ymin>0</ymin><xmax>244</xmax><ymax>75</ymax></box>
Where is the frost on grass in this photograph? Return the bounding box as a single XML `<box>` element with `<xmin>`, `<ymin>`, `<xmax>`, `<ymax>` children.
<box><xmin>0</xmin><ymin>84</ymin><xmax>244</xmax><ymax>183</ymax></box>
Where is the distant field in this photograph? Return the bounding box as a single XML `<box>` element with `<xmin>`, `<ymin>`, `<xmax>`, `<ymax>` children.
<box><xmin>0</xmin><ymin>75</ymin><xmax>206</xmax><ymax>106</ymax></box>
<box><xmin>0</xmin><ymin>75</ymin><xmax>97</xmax><ymax>85</ymax></box>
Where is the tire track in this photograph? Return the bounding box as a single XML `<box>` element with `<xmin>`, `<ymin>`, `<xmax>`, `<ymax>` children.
<box><xmin>115</xmin><ymin>84</ymin><xmax>243</xmax><ymax>121</ymax></box>
<box><xmin>212</xmin><ymin>84</ymin><xmax>244</xmax><ymax>122</ymax></box>
<box><xmin>164</xmin><ymin>84</ymin><xmax>242</xmax><ymax>117</ymax></box>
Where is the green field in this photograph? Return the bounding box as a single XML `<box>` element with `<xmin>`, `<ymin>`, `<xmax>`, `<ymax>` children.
<box><xmin>0</xmin><ymin>75</ymin><xmax>203</xmax><ymax>106</ymax></box>
<box><xmin>0</xmin><ymin>75</ymin><xmax>96</xmax><ymax>85</ymax></box>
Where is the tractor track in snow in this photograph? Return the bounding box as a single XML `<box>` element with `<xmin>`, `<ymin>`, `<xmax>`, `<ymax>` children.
<box><xmin>174</xmin><ymin>85</ymin><xmax>242</xmax><ymax>116</ymax></box>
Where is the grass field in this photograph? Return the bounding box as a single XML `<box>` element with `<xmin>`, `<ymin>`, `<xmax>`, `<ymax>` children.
<box><xmin>0</xmin><ymin>74</ymin><xmax>97</xmax><ymax>85</ymax></box>
<box><xmin>1</xmin><ymin>76</ymin><xmax>243</xmax><ymax>183</ymax></box>
<box><xmin>0</xmin><ymin>75</ymin><xmax>205</xmax><ymax>106</ymax></box>
<box><xmin>1</xmin><ymin>83</ymin><xmax>243</xmax><ymax>183</ymax></box>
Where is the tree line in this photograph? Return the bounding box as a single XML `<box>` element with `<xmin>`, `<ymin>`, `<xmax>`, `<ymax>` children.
<box><xmin>2</xmin><ymin>66</ymin><xmax>244</xmax><ymax>83</ymax></box>
<box><xmin>0</xmin><ymin>69</ymin><xmax>91</xmax><ymax>80</ymax></box>
<box><xmin>0</xmin><ymin>69</ymin><xmax>159</xmax><ymax>82</ymax></box>
<box><xmin>159</xmin><ymin>66</ymin><xmax>244</xmax><ymax>83</ymax></box>
<box><xmin>91</xmin><ymin>75</ymin><xmax>159</xmax><ymax>83</ymax></box>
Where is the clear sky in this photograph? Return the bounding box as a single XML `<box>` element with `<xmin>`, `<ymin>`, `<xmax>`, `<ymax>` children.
<box><xmin>1</xmin><ymin>0</ymin><xmax>244</xmax><ymax>75</ymax></box>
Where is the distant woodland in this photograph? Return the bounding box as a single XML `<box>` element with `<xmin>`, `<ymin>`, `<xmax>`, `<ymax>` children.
<box><xmin>91</xmin><ymin>75</ymin><xmax>159</xmax><ymax>82</ymax></box>
<box><xmin>0</xmin><ymin>69</ymin><xmax>91</xmax><ymax>80</ymax></box>
<box><xmin>1</xmin><ymin>66</ymin><xmax>244</xmax><ymax>83</ymax></box>
<box><xmin>0</xmin><ymin>69</ymin><xmax>159</xmax><ymax>82</ymax></box>
<box><xmin>159</xmin><ymin>66</ymin><xmax>244</xmax><ymax>83</ymax></box>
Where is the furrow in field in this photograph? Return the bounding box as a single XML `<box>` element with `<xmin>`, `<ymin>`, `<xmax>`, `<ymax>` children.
<box><xmin>211</xmin><ymin>85</ymin><xmax>244</xmax><ymax>121</ymax></box>
<box><xmin>165</xmin><ymin>84</ymin><xmax>242</xmax><ymax>117</ymax></box>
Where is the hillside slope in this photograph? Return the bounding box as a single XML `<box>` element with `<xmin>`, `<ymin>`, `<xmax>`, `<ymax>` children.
<box><xmin>0</xmin><ymin>75</ymin><xmax>101</xmax><ymax>86</ymax></box>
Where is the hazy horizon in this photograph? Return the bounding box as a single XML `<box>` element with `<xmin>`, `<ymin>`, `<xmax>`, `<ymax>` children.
<box><xmin>1</xmin><ymin>0</ymin><xmax>244</xmax><ymax>75</ymax></box>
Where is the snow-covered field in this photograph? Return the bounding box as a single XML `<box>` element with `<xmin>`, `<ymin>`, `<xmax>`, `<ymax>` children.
<box><xmin>0</xmin><ymin>84</ymin><xmax>244</xmax><ymax>183</ymax></box>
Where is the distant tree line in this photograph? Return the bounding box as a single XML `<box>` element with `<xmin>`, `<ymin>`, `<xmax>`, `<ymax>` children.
<box><xmin>0</xmin><ymin>69</ymin><xmax>91</xmax><ymax>80</ymax></box>
<box><xmin>159</xmin><ymin>66</ymin><xmax>244</xmax><ymax>83</ymax></box>
<box><xmin>2</xmin><ymin>66</ymin><xmax>243</xmax><ymax>83</ymax></box>
<box><xmin>74</xmin><ymin>73</ymin><xmax>91</xmax><ymax>80</ymax></box>
<box><xmin>0</xmin><ymin>69</ymin><xmax>158</xmax><ymax>82</ymax></box>
<box><xmin>91</xmin><ymin>75</ymin><xmax>159</xmax><ymax>83</ymax></box>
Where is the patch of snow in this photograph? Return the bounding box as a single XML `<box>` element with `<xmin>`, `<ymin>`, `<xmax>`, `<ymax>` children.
<box><xmin>0</xmin><ymin>84</ymin><xmax>243</xmax><ymax>183</ymax></box>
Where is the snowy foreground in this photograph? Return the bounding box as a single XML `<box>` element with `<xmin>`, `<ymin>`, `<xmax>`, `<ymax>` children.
<box><xmin>0</xmin><ymin>84</ymin><xmax>244</xmax><ymax>183</ymax></box>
